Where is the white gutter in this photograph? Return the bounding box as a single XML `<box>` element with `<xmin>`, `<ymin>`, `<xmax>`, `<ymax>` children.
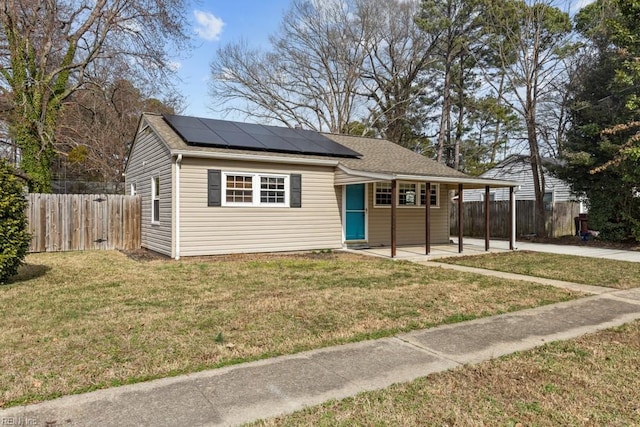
<box><xmin>337</xmin><ymin>164</ymin><xmax>520</xmax><ymax>188</ymax></box>
<box><xmin>175</xmin><ymin>154</ymin><xmax>182</xmax><ymax>260</ymax></box>
<box><xmin>393</xmin><ymin>174</ymin><xmax>520</xmax><ymax>188</ymax></box>
<box><xmin>171</xmin><ymin>149</ymin><xmax>340</xmax><ymax>167</ymax></box>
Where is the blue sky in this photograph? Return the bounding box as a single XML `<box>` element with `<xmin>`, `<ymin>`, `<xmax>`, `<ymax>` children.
<box><xmin>175</xmin><ymin>0</ymin><xmax>594</xmax><ymax>120</ymax></box>
<box><xmin>174</xmin><ymin>0</ymin><xmax>291</xmax><ymax>119</ymax></box>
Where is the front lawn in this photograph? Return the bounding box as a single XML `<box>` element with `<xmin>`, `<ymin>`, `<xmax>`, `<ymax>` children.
<box><xmin>439</xmin><ymin>251</ymin><xmax>640</xmax><ymax>289</ymax></box>
<box><xmin>254</xmin><ymin>321</ymin><xmax>640</xmax><ymax>426</ymax></box>
<box><xmin>0</xmin><ymin>250</ymin><xmax>579</xmax><ymax>407</ymax></box>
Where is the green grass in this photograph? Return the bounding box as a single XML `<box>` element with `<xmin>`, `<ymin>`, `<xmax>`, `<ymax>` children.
<box><xmin>0</xmin><ymin>250</ymin><xmax>579</xmax><ymax>408</ymax></box>
<box><xmin>252</xmin><ymin>321</ymin><xmax>640</xmax><ymax>426</ymax></box>
<box><xmin>438</xmin><ymin>251</ymin><xmax>640</xmax><ymax>288</ymax></box>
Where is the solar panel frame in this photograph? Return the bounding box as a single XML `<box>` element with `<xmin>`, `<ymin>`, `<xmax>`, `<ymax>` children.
<box><xmin>163</xmin><ymin>114</ymin><xmax>361</xmax><ymax>158</ymax></box>
<box><xmin>201</xmin><ymin>118</ymin><xmax>243</xmax><ymax>133</ymax></box>
<box><xmin>213</xmin><ymin>129</ymin><xmax>268</xmax><ymax>150</ymax></box>
<box><xmin>232</xmin><ymin>122</ymin><xmax>278</xmax><ymax>136</ymax></box>
<box><xmin>176</xmin><ymin>127</ymin><xmax>228</xmax><ymax>147</ymax></box>
<box><xmin>248</xmin><ymin>134</ymin><xmax>304</xmax><ymax>152</ymax></box>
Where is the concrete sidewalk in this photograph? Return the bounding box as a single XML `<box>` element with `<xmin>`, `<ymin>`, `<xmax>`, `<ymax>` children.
<box><xmin>2</xmin><ymin>285</ymin><xmax>640</xmax><ymax>427</ymax></box>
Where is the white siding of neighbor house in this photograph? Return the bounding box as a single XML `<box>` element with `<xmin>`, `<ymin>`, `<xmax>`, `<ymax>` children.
<box><xmin>367</xmin><ymin>183</ymin><xmax>450</xmax><ymax>246</ymax></box>
<box><xmin>464</xmin><ymin>161</ymin><xmax>574</xmax><ymax>203</ymax></box>
<box><xmin>124</xmin><ymin>125</ymin><xmax>174</xmax><ymax>256</ymax></box>
<box><xmin>178</xmin><ymin>158</ymin><xmax>343</xmax><ymax>256</ymax></box>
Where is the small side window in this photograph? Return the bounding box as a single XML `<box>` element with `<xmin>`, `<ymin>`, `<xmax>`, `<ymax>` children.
<box><xmin>151</xmin><ymin>176</ymin><xmax>160</xmax><ymax>223</ymax></box>
<box><xmin>544</xmin><ymin>191</ymin><xmax>553</xmax><ymax>211</ymax></box>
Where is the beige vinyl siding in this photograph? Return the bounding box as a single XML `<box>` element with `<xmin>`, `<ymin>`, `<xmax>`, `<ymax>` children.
<box><xmin>334</xmin><ymin>169</ymin><xmax>378</xmax><ymax>185</ymax></box>
<box><xmin>179</xmin><ymin>158</ymin><xmax>342</xmax><ymax>256</ymax></box>
<box><xmin>367</xmin><ymin>183</ymin><xmax>450</xmax><ymax>246</ymax></box>
<box><xmin>124</xmin><ymin>124</ymin><xmax>173</xmax><ymax>256</ymax></box>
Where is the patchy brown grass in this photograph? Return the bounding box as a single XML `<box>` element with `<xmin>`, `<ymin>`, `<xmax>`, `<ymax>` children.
<box><xmin>254</xmin><ymin>321</ymin><xmax>640</xmax><ymax>426</ymax></box>
<box><xmin>0</xmin><ymin>250</ymin><xmax>579</xmax><ymax>408</ymax></box>
<box><xmin>440</xmin><ymin>251</ymin><xmax>640</xmax><ymax>289</ymax></box>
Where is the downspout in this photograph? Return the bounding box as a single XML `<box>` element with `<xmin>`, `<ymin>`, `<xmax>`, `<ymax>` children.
<box><xmin>175</xmin><ymin>154</ymin><xmax>183</xmax><ymax>260</ymax></box>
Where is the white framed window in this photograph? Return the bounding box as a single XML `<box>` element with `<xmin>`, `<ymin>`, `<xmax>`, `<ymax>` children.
<box><xmin>420</xmin><ymin>183</ymin><xmax>440</xmax><ymax>207</ymax></box>
<box><xmin>374</xmin><ymin>182</ymin><xmax>392</xmax><ymax>206</ymax></box>
<box><xmin>399</xmin><ymin>183</ymin><xmax>417</xmax><ymax>206</ymax></box>
<box><xmin>225</xmin><ymin>174</ymin><xmax>254</xmax><ymax>205</ymax></box>
<box><xmin>151</xmin><ymin>176</ymin><xmax>160</xmax><ymax>223</ymax></box>
<box><xmin>260</xmin><ymin>176</ymin><xmax>286</xmax><ymax>204</ymax></box>
<box><xmin>482</xmin><ymin>191</ymin><xmax>496</xmax><ymax>202</ymax></box>
<box><xmin>374</xmin><ymin>181</ymin><xmax>439</xmax><ymax>208</ymax></box>
<box><xmin>130</xmin><ymin>183</ymin><xmax>137</xmax><ymax>196</ymax></box>
<box><xmin>222</xmin><ymin>172</ymin><xmax>289</xmax><ymax>207</ymax></box>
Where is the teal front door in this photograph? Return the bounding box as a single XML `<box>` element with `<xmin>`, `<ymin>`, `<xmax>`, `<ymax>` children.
<box><xmin>345</xmin><ymin>184</ymin><xmax>366</xmax><ymax>240</ymax></box>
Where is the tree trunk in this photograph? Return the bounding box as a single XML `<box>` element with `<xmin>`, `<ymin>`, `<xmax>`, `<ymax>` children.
<box><xmin>526</xmin><ymin>111</ymin><xmax>546</xmax><ymax>237</ymax></box>
<box><xmin>453</xmin><ymin>56</ymin><xmax>466</xmax><ymax>171</ymax></box>
<box><xmin>437</xmin><ymin>59</ymin><xmax>452</xmax><ymax>164</ymax></box>
<box><xmin>490</xmin><ymin>73</ymin><xmax>507</xmax><ymax>163</ymax></box>
<box><xmin>11</xmin><ymin>123</ymin><xmax>55</xmax><ymax>193</ymax></box>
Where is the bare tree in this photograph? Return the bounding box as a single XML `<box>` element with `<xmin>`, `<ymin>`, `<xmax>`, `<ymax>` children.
<box><xmin>357</xmin><ymin>0</ymin><xmax>441</xmax><ymax>146</ymax></box>
<box><xmin>55</xmin><ymin>77</ymin><xmax>177</xmax><ymax>192</ymax></box>
<box><xmin>482</xmin><ymin>0</ymin><xmax>573</xmax><ymax>237</ymax></box>
<box><xmin>210</xmin><ymin>0</ymin><xmax>445</xmax><ymax>142</ymax></box>
<box><xmin>210</xmin><ymin>0</ymin><xmax>369</xmax><ymax>133</ymax></box>
<box><xmin>0</xmin><ymin>0</ymin><xmax>189</xmax><ymax>192</ymax></box>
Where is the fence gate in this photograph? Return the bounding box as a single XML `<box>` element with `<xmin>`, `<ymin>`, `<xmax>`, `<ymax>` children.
<box><xmin>26</xmin><ymin>194</ymin><xmax>141</xmax><ymax>252</ymax></box>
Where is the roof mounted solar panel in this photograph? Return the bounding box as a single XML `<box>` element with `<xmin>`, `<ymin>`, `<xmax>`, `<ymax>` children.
<box><xmin>213</xmin><ymin>130</ymin><xmax>267</xmax><ymax>150</ymax></box>
<box><xmin>162</xmin><ymin>114</ymin><xmax>361</xmax><ymax>158</ymax></box>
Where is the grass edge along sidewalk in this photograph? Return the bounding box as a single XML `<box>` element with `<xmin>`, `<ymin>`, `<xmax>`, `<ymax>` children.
<box><xmin>251</xmin><ymin>319</ymin><xmax>640</xmax><ymax>427</ymax></box>
<box><xmin>2</xmin><ymin>288</ymin><xmax>639</xmax><ymax>427</ymax></box>
<box><xmin>1</xmin><ymin>250</ymin><xmax>581</xmax><ymax>408</ymax></box>
<box><xmin>438</xmin><ymin>250</ymin><xmax>640</xmax><ymax>289</ymax></box>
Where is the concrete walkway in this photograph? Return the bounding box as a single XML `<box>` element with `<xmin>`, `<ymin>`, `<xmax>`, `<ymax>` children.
<box><xmin>356</xmin><ymin>238</ymin><xmax>640</xmax><ymax>263</ymax></box>
<box><xmin>2</xmin><ymin>246</ymin><xmax>640</xmax><ymax>426</ymax></box>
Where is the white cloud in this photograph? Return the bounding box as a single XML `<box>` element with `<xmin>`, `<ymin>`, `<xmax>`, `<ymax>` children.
<box><xmin>194</xmin><ymin>10</ymin><xmax>224</xmax><ymax>41</ymax></box>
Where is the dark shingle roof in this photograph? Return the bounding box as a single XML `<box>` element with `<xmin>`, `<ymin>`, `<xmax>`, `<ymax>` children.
<box><xmin>325</xmin><ymin>133</ymin><xmax>469</xmax><ymax>178</ymax></box>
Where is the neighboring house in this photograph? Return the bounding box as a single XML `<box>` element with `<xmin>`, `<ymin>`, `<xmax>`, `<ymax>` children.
<box><xmin>462</xmin><ymin>155</ymin><xmax>585</xmax><ymax>237</ymax></box>
<box><xmin>124</xmin><ymin>113</ymin><xmax>517</xmax><ymax>258</ymax></box>
<box><xmin>464</xmin><ymin>155</ymin><xmax>584</xmax><ymax>209</ymax></box>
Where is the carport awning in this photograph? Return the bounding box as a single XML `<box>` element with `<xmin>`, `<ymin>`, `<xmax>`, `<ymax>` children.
<box><xmin>334</xmin><ymin>165</ymin><xmax>520</xmax><ymax>189</ymax></box>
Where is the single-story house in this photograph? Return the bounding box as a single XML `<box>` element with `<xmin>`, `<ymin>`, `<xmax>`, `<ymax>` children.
<box><xmin>124</xmin><ymin>113</ymin><xmax>518</xmax><ymax>259</ymax></box>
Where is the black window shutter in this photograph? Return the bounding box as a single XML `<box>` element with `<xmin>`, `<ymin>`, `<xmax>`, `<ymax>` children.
<box><xmin>290</xmin><ymin>174</ymin><xmax>302</xmax><ymax>208</ymax></box>
<box><xmin>208</xmin><ymin>169</ymin><xmax>222</xmax><ymax>207</ymax></box>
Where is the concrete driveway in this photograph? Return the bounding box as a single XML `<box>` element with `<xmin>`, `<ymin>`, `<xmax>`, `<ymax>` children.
<box><xmin>351</xmin><ymin>238</ymin><xmax>640</xmax><ymax>263</ymax></box>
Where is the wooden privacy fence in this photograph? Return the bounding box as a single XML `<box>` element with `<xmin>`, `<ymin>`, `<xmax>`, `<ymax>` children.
<box><xmin>450</xmin><ymin>200</ymin><xmax>580</xmax><ymax>238</ymax></box>
<box><xmin>26</xmin><ymin>194</ymin><xmax>141</xmax><ymax>252</ymax></box>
